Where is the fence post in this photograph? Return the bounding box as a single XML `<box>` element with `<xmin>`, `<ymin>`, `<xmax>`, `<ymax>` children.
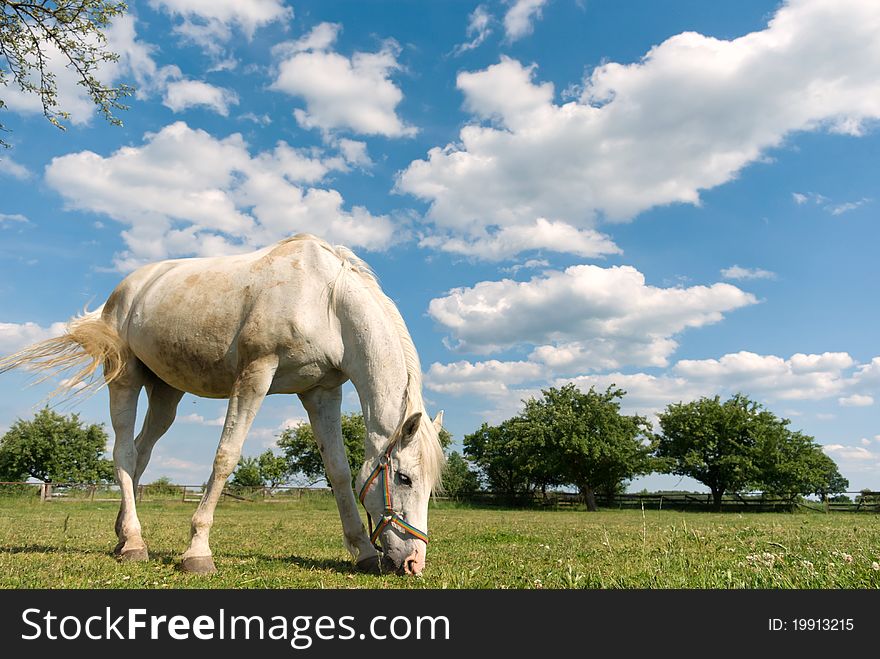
<box><xmin>40</xmin><ymin>482</ymin><xmax>47</xmax><ymax>502</ymax></box>
<box><xmin>181</xmin><ymin>485</ymin><xmax>187</xmax><ymax>502</ymax></box>
<box><xmin>90</xmin><ymin>485</ymin><xmax>96</xmax><ymax>502</ymax></box>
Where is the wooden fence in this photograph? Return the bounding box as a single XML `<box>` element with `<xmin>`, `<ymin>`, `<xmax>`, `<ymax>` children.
<box><xmin>434</xmin><ymin>490</ymin><xmax>880</xmax><ymax>513</ymax></box>
<box><xmin>0</xmin><ymin>481</ymin><xmax>331</xmax><ymax>503</ymax></box>
<box><xmin>1</xmin><ymin>481</ymin><xmax>878</xmax><ymax>513</ymax></box>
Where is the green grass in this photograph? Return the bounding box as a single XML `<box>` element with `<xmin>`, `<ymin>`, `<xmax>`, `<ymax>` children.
<box><xmin>1</xmin><ymin>496</ymin><xmax>879</xmax><ymax>588</ymax></box>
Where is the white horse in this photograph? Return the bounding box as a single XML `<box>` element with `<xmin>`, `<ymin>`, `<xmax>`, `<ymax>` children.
<box><xmin>0</xmin><ymin>234</ymin><xmax>445</xmax><ymax>575</ymax></box>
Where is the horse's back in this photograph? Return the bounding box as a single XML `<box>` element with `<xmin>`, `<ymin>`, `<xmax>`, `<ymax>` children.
<box><xmin>102</xmin><ymin>236</ymin><xmax>346</xmax><ymax>397</ymax></box>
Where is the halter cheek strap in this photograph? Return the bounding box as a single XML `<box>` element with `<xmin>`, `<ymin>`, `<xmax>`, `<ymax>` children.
<box><xmin>358</xmin><ymin>439</ymin><xmax>429</xmax><ymax>546</ymax></box>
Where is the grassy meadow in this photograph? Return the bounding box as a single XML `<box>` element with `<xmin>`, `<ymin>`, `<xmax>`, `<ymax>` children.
<box><xmin>1</xmin><ymin>495</ymin><xmax>879</xmax><ymax>589</ymax></box>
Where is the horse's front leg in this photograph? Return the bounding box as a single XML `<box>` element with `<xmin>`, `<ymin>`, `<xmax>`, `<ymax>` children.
<box><xmin>299</xmin><ymin>386</ymin><xmax>381</xmax><ymax>572</ymax></box>
<box><xmin>180</xmin><ymin>357</ymin><xmax>277</xmax><ymax>574</ymax></box>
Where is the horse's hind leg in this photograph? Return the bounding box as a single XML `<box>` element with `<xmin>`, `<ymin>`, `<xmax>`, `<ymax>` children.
<box><xmin>180</xmin><ymin>356</ymin><xmax>278</xmax><ymax>574</ymax></box>
<box><xmin>113</xmin><ymin>378</ymin><xmax>184</xmax><ymax>555</ymax></box>
<box><xmin>109</xmin><ymin>363</ymin><xmax>148</xmax><ymax>561</ymax></box>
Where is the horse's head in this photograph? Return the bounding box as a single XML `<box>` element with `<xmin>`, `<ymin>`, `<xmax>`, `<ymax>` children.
<box><xmin>357</xmin><ymin>410</ymin><xmax>444</xmax><ymax>575</ymax></box>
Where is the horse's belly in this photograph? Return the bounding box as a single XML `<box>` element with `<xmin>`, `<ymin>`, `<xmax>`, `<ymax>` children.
<box><xmin>130</xmin><ymin>330</ymin><xmax>238</xmax><ymax>398</ymax></box>
<box><xmin>125</xmin><ymin>293</ymin><xmax>242</xmax><ymax>397</ymax></box>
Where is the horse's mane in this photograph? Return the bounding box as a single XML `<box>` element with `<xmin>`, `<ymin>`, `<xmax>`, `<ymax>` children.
<box><xmin>281</xmin><ymin>234</ymin><xmax>445</xmax><ymax>490</ymax></box>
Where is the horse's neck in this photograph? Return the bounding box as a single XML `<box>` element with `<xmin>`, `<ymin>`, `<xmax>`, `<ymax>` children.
<box><xmin>338</xmin><ymin>290</ymin><xmax>410</xmax><ymax>457</ymax></box>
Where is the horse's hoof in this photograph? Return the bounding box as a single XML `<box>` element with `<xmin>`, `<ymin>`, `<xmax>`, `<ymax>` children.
<box><xmin>356</xmin><ymin>555</ymin><xmax>382</xmax><ymax>574</ymax></box>
<box><xmin>180</xmin><ymin>556</ymin><xmax>217</xmax><ymax>574</ymax></box>
<box><xmin>118</xmin><ymin>547</ymin><xmax>149</xmax><ymax>562</ymax></box>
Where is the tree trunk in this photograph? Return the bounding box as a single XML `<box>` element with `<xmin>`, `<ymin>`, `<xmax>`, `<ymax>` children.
<box><xmin>711</xmin><ymin>487</ymin><xmax>723</xmax><ymax>512</ymax></box>
<box><xmin>583</xmin><ymin>486</ymin><xmax>598</xmax><ymax>512</ymax></box>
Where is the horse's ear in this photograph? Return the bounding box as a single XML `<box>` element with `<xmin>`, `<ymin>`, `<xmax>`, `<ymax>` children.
<box><xmin>400</xmin><ymin>412</ymin><xmax>422</xmax><ymax>446</ymax></box>
<box><xmin>432</xmin><ymin>410</ymin><xmax>444</xmax><ymax>433</ymax></box>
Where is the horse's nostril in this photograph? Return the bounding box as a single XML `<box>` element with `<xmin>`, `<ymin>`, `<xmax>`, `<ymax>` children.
<box><xmin>404</xmin><ymin>558</ymin><xmax>417</xmax><ymax>574</ymax></box>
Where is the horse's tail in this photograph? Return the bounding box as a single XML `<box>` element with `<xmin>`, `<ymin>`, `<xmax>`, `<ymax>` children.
<box><xmin>0</xmin><ymin>306</ymin><xmax>127</xmax><ymax>398</ymax></box>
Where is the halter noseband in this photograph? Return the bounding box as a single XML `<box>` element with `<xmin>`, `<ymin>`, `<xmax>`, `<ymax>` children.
<box><xmin>357</xmin><ymin>434</ymin><xmax>429</xmax><ymax>546</ymax></box>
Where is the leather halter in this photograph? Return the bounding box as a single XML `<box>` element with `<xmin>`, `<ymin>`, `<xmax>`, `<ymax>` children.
<box><xmin>357</xmin><ymin>434</ymin><xmax>428</xmax><ymax>546</ymax></box>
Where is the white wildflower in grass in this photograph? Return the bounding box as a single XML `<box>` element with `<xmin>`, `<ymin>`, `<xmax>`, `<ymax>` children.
<box><xmin>831</xmin><ymin>551</ymin><xmax>853</xmax><ymax>564</ymax></box>
<box><xmin>745</xmin><ymin>552</ymin><xmax>782</xmax><ymax>569</ymax></box>
<box><xmin>872</xmin><ymin>562</ymin><xmax>879</xmax><ymax>571</ymax></box>
<box><xmin>801</xmin><ymin>560</ymin><xmax>814</xmax><ymax>571</ymax></box>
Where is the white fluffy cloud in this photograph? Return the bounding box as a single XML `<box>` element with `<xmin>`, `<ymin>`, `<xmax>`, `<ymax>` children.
<box><xmin>149</xmin><ymin>0</ymin><xmax>291</xmax><ymax>52</ymax></box>
<box><xmin>163</xmin><ymin>80</ymin><xmax>239</xmax><ymax>116</ymax></box>
<box><xmin>839</xmin><ymin>394</ymin><xmax>874</xmax><ymax>407</ymax></box>
<box><xmin>0</xmin><ymin>156</ymin><xmax>31</xmax><ymax>180</ymax></box>
<box><xmin>44</xmin><ymin>122</ymin><xmax>395</xmax><ymax>270</ymax></box>
<box><xmin>428</xmin><ymin>265</ymin><xmax>756</xmax><ymax>367</ymax></box>
<box><xmin>504</xmin><ymin>0</ymin><xmax>550</xmax><ymax>42</ymax></box>
<box><xmin>454</xmin><ymin>5</ymin><xmax>493</xmax><ymax>55</ymax></box>
<box><xmin>420</xmin><ymin>218</ymin><xmax>620</xmax><ymax>261</ymax></box>
<box><xmin>822</xmin><ymin>442</ymin><xmax>880</xmax><ymax>477</ymax></box>
<box><xmin>179</xmin><ymin>413</ymin><xmax>226</xmax><ymax>426</ymax></box>
<box><xmin>827</xmin><ymin>198</ymin><xmax>872</xmax><ymax>216</ymax></box>
<box><xmin>721</xmin><ymin>265</ymin><xmax>776</xmax><ymax>281</ymax></box>
<box><xmin>0</xmin><ymin>321</ymin><xmax>66</xmax><ymax>354</ymax></box>
<box><xmin>0</xmin><ymin>213</ymin><xmax>29</xmax><ymax>228</ymax></box>
<box><xmin>398</xmin><ymin>0</ymin><xmax>880</xmax><ymax>258</ymax></box>
<box><xmin>425</xmin><ymin>360</ymin><xmax>544</xmax><ymax>398</ymax></box>
<box><xmin>792</xmin><ymin>191</ymin><xmax>872</xmax><ymax>216</ymax></box>
<box><xmin>674</xmin><ymin>351</ymin><xmax>857</xmax><ymax>400</ymax></box>
<box><xmin>271</xmin><ymin>23</ymin><xmax>416</xmax><ymax>138</ymax></box>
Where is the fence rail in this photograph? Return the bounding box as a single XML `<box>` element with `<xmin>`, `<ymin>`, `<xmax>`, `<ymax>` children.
<box><xmin>0</xmin><ymin>481</ymin><xmax>331</xmax><ymax>503</ymax></box>
<box><xmin>1</xmin><ymin>481</ymin><xmax>878</xmax><ymax>513</ymax></box>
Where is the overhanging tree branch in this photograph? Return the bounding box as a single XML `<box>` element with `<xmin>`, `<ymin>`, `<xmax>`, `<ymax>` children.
<box><xmin>0</xmin><ymin>0</ymin><xmax>132</xmax><ymax>147</ymax></box>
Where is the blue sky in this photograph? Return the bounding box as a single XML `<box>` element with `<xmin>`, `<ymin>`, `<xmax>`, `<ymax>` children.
<box><xmin>1</xmin><ymin>0</ymin><xmax>878</xmax><ymax>492</ymax></box>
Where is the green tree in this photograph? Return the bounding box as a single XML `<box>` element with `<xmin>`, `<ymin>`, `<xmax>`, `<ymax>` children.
<box><xmin>229</xmin><ymin>456</ymin><xmax>262</xmax><ymax>489</ymax></box>
<box><xmin>522</xmin><ymin>384</ymin><xmax>654</xmax><ymax>511</ymax></box>
<box><xmin>257</xmin><ymin>449</ymin><xmax>288</xmax><ymax>489</ymax></box>
<box><xmin>277</xmin><ymin>414</ymin><xmax>366</xmax><ymax>487</ymax></box>
<box><xmin>276</xmin><ymin>413</ymin><xmax>451</xmax><ymax>488</ymax></box>
<box><xmin>656</xmin><ymin>394</ymin><xmax>824</xmax><ymax>511</ymax></box>
<box><xmin>0</xmin><ymin>407</ymin><xmax>113</xmax><ymax>483</ymax></box>
<box><xmin>440</xmin><ymin>451</ymin><xmax>480</xmax><ymax>500</ymax></box>
<box><xmin>755</xmin><ymin>427</ymin><xmax>849</xmax><ymax>500</ymax></box>
<box><xmin>1</xmin><ymin>1</ymin><xmax>133</xmax><ymax>146</ymax></box>
<box><xmin>146</xmin><ymin>475</ymin><xmax>179</xmax><ymax>496</ymax></box>
<box><xmin>813</xmin><ymin>456</ymin><xmax>849</xmax><ymax>500</ymax></box>
<box><xmin>463</xmin><ymin>417</ymin><xmax>541</xmax><ymax>503</ymax></box>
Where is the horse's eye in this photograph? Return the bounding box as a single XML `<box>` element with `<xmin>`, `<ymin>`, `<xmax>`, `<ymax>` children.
<box><xmin>398</xmin><ymin>473</ymin><xmax>412</xmax><ymax>487</ymax></box>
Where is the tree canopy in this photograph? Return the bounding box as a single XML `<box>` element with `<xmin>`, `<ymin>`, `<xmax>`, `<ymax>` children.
<box><xmin>0</xmin><ymin>407</ymin><xmax>113</xmax><ymax>483</ymax></box>
<box><xmin>277</xmin><ymin>412</ymin><xmax>451</xmax><ymax>488</ymax></box>
<box><xmin>229</xmin><ymin>450</ymin><xmax>290</xmax><ymax>490</ymax></box>
<box><xmin>463</xmin><ymin>417</ymin><xmax>540</xmax><ymax>503</ymax></box>
<box><xmin>656</xmin><ymin>393</ymin><xmax>846</xmax><ymax>509</ymax></box>
<box><xmin>521</xmin><ymin>384</ymin><xmax>654</xmax><ymax>511</ymax></box>
<box><xmin>754</xmin><ymin>427</ymin><xmax>848</xmax><ymax>500</ymax></box>
<box><xmin>0</xmin><ymin>0</ymin><xmax>132</xmax><ymax>146</ymax></box>
<box><xmin>440</xmin><ymin>450</ymin><xmax>480</xmax><ymax>501</ymax></box>
<box><xmin>464</xmin><ymin>384</ymin><xmax>654</xmax><ymax>509</ymax></box>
